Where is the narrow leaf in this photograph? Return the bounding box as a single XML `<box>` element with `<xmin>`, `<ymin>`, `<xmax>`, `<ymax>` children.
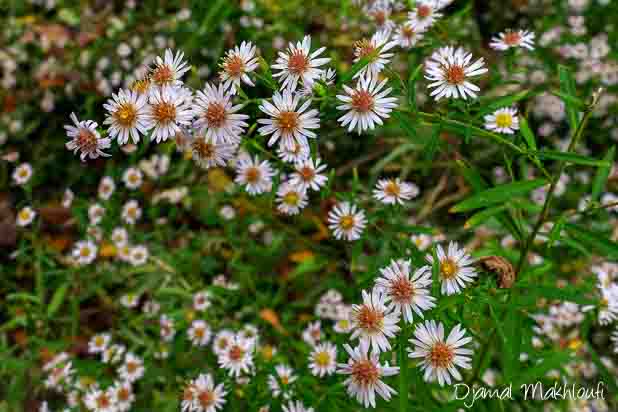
<box><xmin>451</xmin><ymin>179</ymin><xmax>547</xmax><ymax>213</ymax></box>
<box><xmin>591</xmin><ymin>146</ymin><xmax>615</xmax><ymax>201</ymax></box>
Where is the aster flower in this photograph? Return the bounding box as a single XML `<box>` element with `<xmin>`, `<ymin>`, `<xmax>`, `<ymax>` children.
<box><xmin>235</xmin><ymin>155</ymin><xmax>276</xmax><ymax>195</ymax></box>
<box><xmin>193</xmin><ymin>291</ymin><xmax>212</xmax><ymax>312</ymax></box>
<box><xmin>337</xmin><ymin>340</ymin><xmax>399</xmax><ymax>408</ymax></box>
<box><xmin>272</xmin><ymin>35</ymin><xmax>331</xmax><ymax>91</ymax></box>
<box><xmin>427</xmin><ymin>241</ymin><xmax>477</xmax><ymax>295</ymax></box>
<box><xmin>276</xmin><ymin>182</ymin><xmax>308</xmax><ymax>215</ymax></box>
<box><xmin>129</xmin><ymin>245</ymin><xmax>148</xmax><ymax>266</ymax></box>
<box><xmin>118</xmin><ymin>352</ymin><xmax>145</xmax><ymax>383</ymax></box>
<box><xmin>213</xmin><ymin>330</ymin><xmax>235</xmax><ymax>355</ymax></box>
<box><xmin>282</xmin><ymin>400</ymin><xmax>314</xmax><ymax>412</ymax></box>
<box><xmin>394</xmin><ymin>22</ymin><xmax>425</xmax><ymax>49</ymax></box>
<box><xmin>327</xmin><ymin>202</ymin><xmax>367</xmax><ymax>241</ymax></box>
<box><xmin>490</xmin><ymin>29</ymin><xmax>535</xmax><ymax>51</ymax></box>
<box><xmin>193</xmin><ymin>83</ymin><xmax>249</xmax><ymax>144</ymax></box>
<box><xmin>258</xmin><ymin>90</ymin><xmax>320</xmax><ymax>150</ymax></box>
<box><xmin>350</xmin><ymin>288</ymin><xmax>400</xmax><ymax>353</ymax></box>
<box><xmin>88</xmin><ymin>203</ymin><xmax>105</xmax><ymax>225</ymax></box>
<box><xmin>186</xmin><ymin>373</ymin><xmax>227</xmax><ymax>412</ymax></box>
<box><xmin>309</xmin><ymin>342</ymin><xmax>337</xmax><ymax>377</ymax></box>
<box><xmin>424</xmin><ymin>46</ymin><xmax>488</xmax><ymax>101</ymax></box>
<box><xmin>12</xmin><ymin>163</ymin><xmax>33</xmax><ymax>185</ymax></box>
<box><xmin>122</xmin><ymin>167</ymin><xmax>143</xmax><ymax>190</ymax></box>
<box><xmin>484</xmin><ymin>107</ymin><xmax>520</xmax><ymax>134</ymax></box>
<box><xmin>113</xmin><ymin>381</ymin><xmax>134</xmax><ymax>412</ymax></box>
<box><xmin>64</xmin><ymin>113</ymin><xmax>111</xmax><ymax>161</ymax></box>
<box><xmin>219</xmin><ymin>41</ymin><xmax>259</xmax><ymax>93</ymax></box>
<box><xmin>103</xmin><ymin>88</ymin><xmax>149</xmax><ymax>145</ymax></box>
<box><xmin>190</xmin><ymin>136</ymin><xmax>236</xmax><ymax>169</ymax></box>
<box><xmin>352</xmin><ymin>30</ymin><xmax>398</xmax><ymax>80</ymax></box>
<box><xmin>188</xmin><ymin>320</ymin><xmax>212</xmax><ymax>347</ymax></box>
<box><xmin>84</xmin><ymin>387</ymin><xmax>116</xmax><ymax>412</ymax></box>
<box><xmin>408</xmin><ymin>320</ymin><xmax>473</xmax><ymax>386</ymax></box>
<box><xmin>218</xmin><ymin>335</ymin><xmax>254</xmax><ymax>377</ymax></box>
<box><xmin>290</xmin><ymin>157</ymin><xmax>328</xmax><ymax>192</ymax></box>
<box><xmin>367</xmin><ymin>2</ymin><xmax>396</xmax><ymax>32</ymax></box>
<box><xmin>374</xmin><ymin>259</ymin><xmax>436</xmax><ymax>323</ymax></box>
<box><xmin>72</xmin><ymin>240</ymin><xmax>98</xmax><ymax>266</ymax></box>
<box><xmin>144</xmin><ymin>86</ymin><xmax>194</xmax><ymax>143</ymax></box>
<box><xmin>98</xmin><ymin>176</ymin><xmax>115</xmax><ymax>200</ymax></box>
<box><xmin>336</xmin><ymin>75</ymin><xmax>398</xmax><ymax>135</ymax></box>
<box><xmin>407</xmin><ymin>1</ymin><xmax>443</xmax><ymax>30</ymax></box>
<box><xmin>302</xmin><ymin>321</ymin><xmax>322</xmax><ymax>346</ymax></box>
<box><xmin>277</xmin><ymin>140</ymin><xmax>310</xmax><ymax>163</ymax></box>
<box><xmin>150</xmin><ymin>49</ymin><xmax>190</xmax><ymax>87</ymax></box>
<box><xmin>373</xmin><ymin>178</ymin><xmax>419</xmax><ymax>204</ymax></box>
<box><xmin>88</xmin><ymin>333</ymin><xmax>111</xmax><ymax>354</ymax></box>
<box><xmin>121</xmin><ymin>200</ymin><xmax>142</xmax><ymax>225</ymax></box>
<box><xmin>268</xmin><ymin>364</ymin><xmax>297</xmax><ymax>399</ymax></box>
<box><xmin>16</xmin><ymin>206</ymin><xmax>36</xmax><ymax>227</ymax></box>
<box><xmin>598</xmin><ymin>284</ymin><xmax>618</xmax><ymax>325</ymax></box>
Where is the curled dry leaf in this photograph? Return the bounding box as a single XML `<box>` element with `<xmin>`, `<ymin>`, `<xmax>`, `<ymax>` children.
<box><xmin>259</xmin><ymin>308</ymin><xmax>287</xmax><ymax>334</ymax></box>
<box><xmin>477</xmin><ymin>255</ymin><xmax>516</xmax><ymax>288</ymax></box>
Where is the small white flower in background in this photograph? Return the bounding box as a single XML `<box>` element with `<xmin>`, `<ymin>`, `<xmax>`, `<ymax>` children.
<box><xmin>149</xmin><ymin>49</ymin><xmax>190</xmax><ymax>87</ymax></box>
<box><xmin>268</xmin><ymin>364</ymin><xmax>297</xmax><ymax>399</ymax></box>
<box><xmin>411</xmin><ymin>233</ymin><xmax>432</xmax><ymax>251</ymax></box>
<box><xmin>12</xmin><ymin>162</ymin><xmax>33</xmax><ymax>185</ymax></box>
<box><xmin>103</xmin><ymin>88</ymin><xmax>149</xmax><ymax>145</ymax></box>
<box><xmin>373</xmin><ymin>178</ymin><xmax>419</xmax><ymax>204</ymax></box>
<box><xmin>112</xmin><ymin>381</ymin><xmax>134</xmax><ymax>412</ymax></box>
<box><xmin>427</xmin><ymin>241</ymin><xmax>477</xmax><ymax>295</ymax></box>
<box><xmin>328</xmin><ymin>202</ymin><xmax>367</xmax><ymax>241</ymax></box>
<box><xmin>142</xmin><ymin>300</ymin><xmax>161</xmax><ymax>317</ymax></box>
<box><xmin>337</xmin><ymin>340</ymin><xmax>399</xmax><ymax>408</ymax></box>
<box><xmin>193</xmin><ymin>291</ymin><xmax>212</xmax><ymax>311</ymax></box>
<box><xmin>217</xmin><ymin>335</ymin><xmax>255</xmax><ymax>377</ymax></box>
<box><xmin>277</xmin><ymin>140</ymin><xmax>310</xmax><ymax>164</ymax></box>
<box><xmin>129</xmin><ymin>245</ymin><xmax>149</xmax><ymax>266</ymax></box>
<box><xmin>272</xmin><ymin>35</ymin><xmax>331</xmax><ymax>91</ymax></box>
<box><xmin>213</xmin><ymin>329</ymin><xmax>235</xmax><ymax>355</ymax></box>
<box><xmin>84</xmin><ymin>387</ymin><xmax>116</xmax><ymax>412</ymax></box>
<box><xmin>282</xmin><ymin>400</ymin><xmax>314</xmax><ymax>412</ymax></box>
<box><xmin>191</xmin><ymin>136</ymin><xmax>237</xmax><ymax>169</ymax></box>
<box><xmin>309</xmin><ymin>342</ymin><xmax>337</xmax><ymax>377</ymax></box>
<box><xmin>122</xmin><ymin>167</ymin><xmax>143</xmax><ymax>190</ymax></box>
<box><xmin>160</xmin><ymin>314</ymin><xmax>176</xmax><ymax>342</ymax></box>
<box><xmin>367</xmin><ymin>2</ymin><xmax>396</xmax><ymax>32</ymax></box>
<box><xmin>121</xmin><ymin>200</ymin><xmax>142</xmax><ymax>225</ymax></box>
<box><xmin>302</xmin><ymin>321</ymin><xmax>322</xmax><ymax>346</ymax></box>
<box><xmin>490</xmin><ymin>29</ymin><xmax>535</xmax><ymax>51</ymax></box>
<box><xmin>352</xmin><ymin>30</ymin><xmax>398</xmax><ymax>80</ymax></box>
<box><xmin>111</xmin><ymin>227</ymin><xmax>129</xmax><ymax>247</ymax></box>
<box><xmin>72</xmin><ymin>240</ymin><xmax>98</xmax><ymax>266</ymax></box>
<box><xmin>484</xmin><ymin>107</ymin><xmax>520</xmax><ymax>134</ymax></box>
<box><xmin>88</xmin><ymin>203</ymin><xmax>105</xmax><ymax>225</ymax></box>
<box><xmin>375</xmin><ymin>259</ymin><xmax>436</xmax><ymax>323</ymax></box>
<box><xmin>184</xmin><ymin>373</ymin><xmax>227</xmax><ymax>412</ymax></box>
<box><xmin>290</xmin><ymin>158</ymin><xmax>328</xmax><ymax>192</ymax></box>
<box><xmin>276</xmin><ymin>182</ymin><xmax>308</xmax><ymax>215</ymax></box>
<box><xmin>98</xmin><ymin>176</ymin><xmax>116</xmax><ymax>200</ymax></box>
<box><xmin>193</xmin><ymin>82</ymin><xmax>249</xmax><ymax>145</ymax></box>
<box><xmin>102</xmin><ymin>344</ymin><xmax>126</xmax><ymax>364</ymax></box>
<box><xmin>394</xmin><ymin>22</ymin><xmax>425</xmax><ymax>49</ymax></box>
<box><xmin>235</xmin><ymin>155</ymin><xmax>275</xmax><ymax>195</ymax></box>
<box><xmin>601</xmin><ymin>192</ymin><xmax>618</xmax><ymax>212</ymax></box>
<box><xmin>611</xmin><ymin>329</ymin><xmax>618</xmax><ymax>353</ymax></box>
<box><xmin>219</xmin><ymin>41</ymin><xmax>259</xmax><ymax>93</ymax></box>
<box><xmin>336</xmin><ymin>75</ymin><xmax>398</xmax><ymax>135</ymax></box>
<box><xmin>62</xmin><ymin>188</ymin><xmax>74</xmax><ymax>208</ymax></box>
<box><xmin>408</xmin><ymin>320</ymin><xmax>473</xmax><ymax>386</ymax></box>
<box><xmin>407</xmin><ymin>1</ymin><xmax>443</xmax><ymax>30</ymax></box>
<box><xmin>16</xmin><ymin>206</ymin><xmax>36</xmax><ymax>227</ymax></box>
<box><xmin>219</xmin><ymin>205</ymin><xmax>237</xmax><ymax>220</ymax></box>
<box><xmin>258</xmin><ymin>89</ymin><xmax>320</xmax><ymax>150</ymax></box>
<box><xmin>188</xmin><ymin>320</ymin><xmax>212</xmax><ymax>347</ymax></box>
<box><xmin>598</xmin><ymin>284</ymin><xmax>618</xmax><ymax>325</ymax></box>
<box><xmin>88</xmin><ymin>333</ymin><xmax>111</xmax><ymax>354</ymax></box>
<box><xmin>424</xmin><ymin>46</ymin><xmax>488</xmax><ymax>101</ymax></box>
<box><xmin>350</xmin><ymin>288</ymin><xmax>400</xmax><ymax>353</ymax></box>
<box><xmin>144</xmin><ymin>85</ymin><xmax>194</xmax><ymax>143</ymax></box>
<box><xmin>118</xmin><ymin>352</ymin><xmax>145</xmax><ymax>383</ymax></box>
<box><xmin>64</xmin><ymin>113</ymin><xmax>111</xmax><ymax>161</ymax></box>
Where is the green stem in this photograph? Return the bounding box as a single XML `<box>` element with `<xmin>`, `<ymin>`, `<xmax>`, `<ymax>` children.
<box><xmin>399</xmin><ymin>323</ymin><xmax>408</xmax><ymax>412</ymax></box>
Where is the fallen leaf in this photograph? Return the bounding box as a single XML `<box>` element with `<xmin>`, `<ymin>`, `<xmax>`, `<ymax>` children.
<box><xmin>478</xmin><ymin>255</ymin><xmax>516</xmax><ymax>288</ymax></box>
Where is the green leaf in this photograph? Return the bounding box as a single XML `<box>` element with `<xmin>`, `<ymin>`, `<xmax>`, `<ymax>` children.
<box><xmin>550</xmin><ymin>89</ymin><xmax>587</xmax><ymax>111</ymax></box>
<box><xmin>558</xmin><ymin>65</ymin><xmax>580</xmax><ymax>131</ymax></box>
<box><xmin>591</xmin><ymin>146</ymin><xmax>615</xmax><ymax>201</ymax></box>
<box><xmin>535</xmin><ymin>150</ymin><xmax>611</xmax><ymax>167</ymax></box>
<box><xmin>565</xmin><ymin>223</ymin><xmax>618</xmax><ymax>259</ymax></box>
<box><xmin>339</xmin><ymin>54</ymin><xmax>374</xmax><ymax>85</ymax></box>
<box><xmin>47</xmin><ymin>284</ymin><xmax>70</xmax><ymax>317</ymax></box>
<box><xmin>513</xmin><ymin>351</ymin><xmax>574</xmax><ymax>388</ymax></box>
<box><xmin>478</xmin><ymin>89</ymin><xmax>535</xmax><ymax>116</ymax></box>
<box><xmin>464</xmin><ymin>204</ymin><xmax>508</xmax><ymax>229</ymax></box>
<box><xmin>502</xmin><ymin>306</ymin><xmax>522</xmax><ymax>381</ymax></box>
<box><xmin>407</xmin><ymin>64</ymin><xmax>423</xmax><ymax>112</ymax></box>
<box><xmin>519</xmin><ymin>117</ymin><xmax>537</xmax><ymax>151</ymax></box>
<box><xmin>451</xmin><ymin>178</ymin><xmax>547</xmax><ymax>213</ymax></box>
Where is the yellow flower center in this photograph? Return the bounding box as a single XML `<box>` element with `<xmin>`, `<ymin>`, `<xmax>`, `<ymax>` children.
<box><xmin>440</xmin><ymin>258</ymin><xmax>458</xmax><ymax>280</ymax></box>
<box><xmin>315</xmin><ymin>351</ymin><xmax>331</xmax><ymax>367</ymax></box>
<box><xmin>114</xmin><ymin>103</ymin><xmax>137</xmax><ymax>127</ymax></box>
<box><xmin>495</xmin><ymin>113</ymin><xmax>513</xmax><ymax>128</ymax></box>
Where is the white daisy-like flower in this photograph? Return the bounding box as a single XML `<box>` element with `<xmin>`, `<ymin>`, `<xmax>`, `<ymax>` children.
<box><xmin>122</xmin><ymin>167</ymin><xmax>143</xmax><ymax>190</ymax></box>
<box><xmin>160</xmin><ymin>314</ymin><xmax>176</xmax><ymax>342</ymax></box>
<box><xmin>186</xmin><ymin>373</ymin><xmax>227</xmax><ymax>412</ymax></box>
<box><xmin>394</xmin><ymin>22</ymin><xmax>425</xmax><ymax>49</ymax></box>
<box><xmin>268</xmin><ymin>364</ymin><xmax>297</xmax><ymax>399</ymax></box>
<box><xmin>188</xmin><ymin>320</ymin><xmax>212</xmax><ymax>347</ymax></box>
<box><xmin>282</xmin><ymin>400</ymin><xmax>314</xmax><ymax>412</ymax></box>
<box><xmin>407</xmin><ymin>1</ymin><xmax>443</xmax><ymax>30</ymax></box>
<box><xmin>424</xmin><ymin>46</ymin><xmax>488</xmax><ymax>101</ymax></box>
<box><xmin>408</xmin><ymin>320</ymin><xmax>473</xmax><ymax>386</ymax></box>
<box><xmin>190</xmin><ymin>136</ymin><xmax>236</xmax><ymax>169</ymax></box>
<box><xmin>276</xmin><ymin>140</ymin><xmax>310</xmax><ymax>163</ymax></box>
<box><xmin>490</xmin><ymin>29</ymin><xmax>535</xmax><ymax>51</ymax></box>
<box><xmin>120</xmin><ymin>293</ymin><xmax>140</xmax><ymax>308</ymax></box>
<box><xmin>118</xmin><ymin>352</ymin><xmax>145</xmax><ymax>383</ymax></box>
<box><xmin>337</xmin><ymin>340</ymin><xmax>399</xmax><ymax>408</ymax></box>
<box><xmin>112</xmin><ymin>381</ymin><xmax>134</xmax><ymax>412</ymax></box>
<box><xmin>309</xmin><ymin>342</ymin><xmax>337</xmax><ymax>377</ymax></box>
<box><xmin>84</xmin><ymin>387</ymin><xmax>116</xmax><ymax>412</ymax></box>
<box><xmin>374</xmin><ymin>259</ymin><xmax>436</xmax><ymax>323</ymax></box>
<box><xmin>72</xmin><ymin>240</ymin><xmax>98</xmax><ymax>266</ymax></box>
<box><xmin>290</xmin><ymin>158</ymin><xmax>328</xmax><ymax>192</ymax></box>
<box><xmin>336</xmin><ymin>75</ymin><xmax>398</xmax><ymax>135</ymax></box>
<box><xmin>367</xmin><ymin>2</ymin><xmax>396</xmax><ymax>32</ymax></box>
<box><xmin>88</xmin><ymin>333</ymin><xmax>111</xmax><ymax>354</ymax></box>
<box><xmin>350</xmin><ymin>288</ymin><xmax>400</xmax><ymax>353</ymax></box>
<box><xmin>484</xmin><ymin>107</ymin><xmax>520</xmax><ymax>134</ymax></box>
<box><xmin>121</xmin><ymin>200</ymin><xmax>142</xmax><ymax>225</ymax></box>
<box><xmin>427</xmin><ymin>241</ymin><xmax>477</xmax><ymax>295</ymax></box>
<box><xmin>217</xmin><ymin>336</ymin><xmax>254</xmax><ymax>377</ymax></box>
<box><xmin>193</xmin><ymin>83</ymin><xmax>249</xmax><ymax>144</ymax></box>
<box><xmin>235</xmin><ymin>155</ymin><xmax>275</xmax><ymax>195</ymax></box>
<box><xmin>219</xmin><ymin>41</ymin><xmax>259</xmax><ymax>93</ymax></box>
<box><xmin>102</xmin><ymin>343</ymin><xmax>126</xmax><ymax>364</ymax></box>
<box><xmin>103</xmin><ymin>88</ymin><xmax>149</xmax><ymax>145</ymax></box>
<box><xmin>411</xmin><ymin>233</ymin><xmax>433</xmax><ymax>251</ymax></box>
<box><xmin>272</xmin><ymin>35</ymin><xmax>331</xmax><ymax>91</ymax></box>
<box><xmin>111</xmin><ymin>227</ymin><xmax>128</xmax><ymax>247</ymax></box>
<box><xmin>212</xmin><ymin>330</ymin><xmax>235</xmax><ymax>355</ymax></box>
<box><xmin>276</xmin><ymin>182</ymin><xmax>308</xmax><ymax>215</ymax></box>
<box><xmin>98</xmin><ymin>176</ymin><xmax>115</xmax><ymax>200</ymax></box>
<box><xmin>327</xmin><ymin>202</ymin><xmax>367</xmax><ymax>241</ymax></box>
<box><xmin>129</xmin><ymin>245</ymin><xmax>148</xmax><ymax>266</ymax></box>
<box><xmin>150</xmin><ymin>49</ymin><xmax>190</xmax><ymax>87</ymax></box>
<box><xmin>16</xmin><ymin>206</ymin><xmax>36</xmax><ymax>227</ymax></box>
<box><xmin>373</xmin><ymin>178</ymin><xmax>419</xmax><ymax>204</ymax></box>
<box><xmin>88</xmin><ymin>203</ymin><xmax>105</xmax><ymax>225</ymax></box>
<box><xmin>64</xmin><ymin>113</ymin><xmax>111</xmax><ymax>161</ymax></box>
<box><xmin>599</xmin><ymin>284</ymin><xmax>618</xmax><ymax>325</ymax></box>
<box><xmin>302</xmin><ymin>321</ymin><xmax>322</xmax><ymax>346</ymax></box>
<box><xmin>144</xmin><ymin>86</ymin><xmax>193</xmax><ymax>143</ymax></box>
<box><xmin>193</xmin><ymin>291</ymin><xmax>212</xmax><ymax>312</ymax></box>
<box><xmin>352</xmin><ymin>30</ymin><xmax>398</xmax><ymax>80</ymax></box>
<box><xmin>12</xmin><ymin>163</ymin><xmax>33</xmax><ymax>185</ymax></box>
<box><xmin>258</xmin><ymin>90</ymin><xmax>320</xmax><ymax>149</ymax></box>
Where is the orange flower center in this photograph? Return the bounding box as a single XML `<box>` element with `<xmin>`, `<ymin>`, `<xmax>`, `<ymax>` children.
<box><xmin>389</xmin><ymin>276</ymin><xmax>415</xmax><ymax>302</ymax></box>
<box><xmin>126</xmin><ymin>361</ymin><xmax>138</xmax><ymax>373</ymax></box>
<box><xmin>224</xmin><ymin>55</ymin><xmax>245</xmax><ymax>77</ymax></box>
<box><xmin>339</xmin><ymin>215</ymin><xmax>355</xmax><ymax>230</ymax></box>
<box><xmin>299</xmin><ymin>166</ymin><xmax>315</xmax><ymax>182</ymax></box>
<box><xmin>288</xmin><ymin>50</ymin><xmax>310</xmax><ymax>74</ymax></box>
<box><xmin>440</xmin><ymin>258</ymin><xmax>458</xmax><ymax>280</ymax></box>
<box><xmin>402</xmin><ymin>25</ymin><xmax>417</xmax><ymax>39</ymax></box>
<box><xmin>228</xmin><ymin>345</ymin><xmax>244</xmax><ymax>361</ymax></box>
<box><xmin>355</xmin><ymin>39</ymin><xmax>376</xmax><ymax>59</ymax></box>
<box><xmin>198</xmin><ymin>390</ymin><xmax>215</xmax><ymax>408</ymax></box>
<box><xmin>351</xmin><ymin>359</ymin><xmax>379</xmax><ymax>386</ymax></box>
<box><xmin>117</xmin><ymin>387</ymin><xmax>130</xmax><ymax>401</ymax></box>
<box><xmin>151</xmin><ymin>65</ymin><xmax>174</xmax><ymax>85</ymax></box>
<box><xmin>205</xmin><ymin>102</ymin><xmax>227</xmax><ymax>128</ymax></box>
<box><xmin>503</xmin><ymin>31</ymin><xmax>522</xmax><ymax>46</ymax></box>
<box><xmin>445</xmin><ymin>65</ymin><xmax>465</xmax><ymax>85</ymax></box>
<box><xmin>152</xmin><ymin>102</ymin><xmax>176</xmax><ymax>125</ymax></box>
<box><xmin>192</xmin><ymin>139</ymin><xmax>215</xmax><ymax>159</ymax></box>
<box><xmin>77</xmin><ymin>128</ymin><xmax>98</xmax><ymax>153</ymax></box>
<box><xmin>114</xmin><ymin>103</ymin><xmax>137</xmax><ymax>127</ymax></box>
<box><xmin>355</xmin><ymin>305</ymin><xmax>384</xmax><ymax>333</ymax></box>
<box><xmin>80</xmin><ymin>247</ymin><xmax>91</xmax><ymax>258</ymax></box>
<box><xmin>384</xmin><ymin>181</ymin><xmax>401</xmax><ymax>197</ymax></box>
<box><xmin>351</xmin><ymin>90</ymin><xmax>374</xmax><ymax>113</ymax></box>
<box><xmin>245</xmin><ymin>167</ymin><xmax>261</xmax><ymax>184</ymax></box>
<box><xmin>417</xmin><ymin>5</ymin><xmax>431</xmax><ymax>19</ymax></box>
<box><xmin>96</xmin><ymin>394</ymin><xmax>111</xmax><ymax>408</ymax></box>
<box><xmin>429</xmin><ymin>342</ymin><xmax>454</xmax><ymax>368</ymax></box>
<box><xmin>277</xmin><ymin>111</ymin><xmax>299</xmax><ymax>134</ymax></box>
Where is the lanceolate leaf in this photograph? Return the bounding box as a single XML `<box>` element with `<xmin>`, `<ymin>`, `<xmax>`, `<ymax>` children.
<box><xmin>591</xmin><ymin>146</ymin><xmax>615</xmax><ymax>201</ymax></box>
<box><xmin>519</xmin><ymin>116</ymin><xmax>537</xmax><ymax>151</ymax></box>
<box><xmin>534</xmin><ymin>150</ymin><xmax>611</xmax><ymax>167</ymax></box>
<box><xmin>565</xmin><ymin>223</ymin><xmax>618</xmax><ymax>259</ymax></box>
<box><xmin>558</xmin><ymin>65</ymin><xmax>580</xmax><ymax>131</ymax></box>
<box><xmin>451</xmin><ymin>179</ymin><xmax>547</xmax><ymax>213</ymax></box>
